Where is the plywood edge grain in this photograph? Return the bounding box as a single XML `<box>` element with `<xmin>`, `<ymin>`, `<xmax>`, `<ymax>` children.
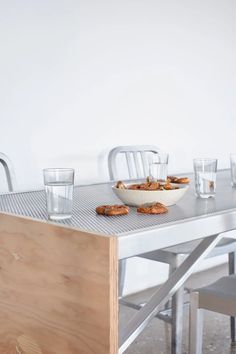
<box><xmin>0</xmin><ymin>210</ymin><xmax>111</xmax><ymax>237</ymax></box>
<box><xmin>109</xmin><ymin>235</ymin><xmax>119</xmax><ymax>354</ymax></box>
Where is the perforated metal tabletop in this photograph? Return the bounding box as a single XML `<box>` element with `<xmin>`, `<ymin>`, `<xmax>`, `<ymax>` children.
<box><xmin>1</xmin><ymin>170</ymin><xmax>236</xmax><ymax>259</ymax></box>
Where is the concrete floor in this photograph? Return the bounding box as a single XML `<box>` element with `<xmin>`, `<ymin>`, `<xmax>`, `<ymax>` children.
<box><xmin>120</xmin><ymin>263</ymin><xmax>236</xmax><ymax>354</ymax></box>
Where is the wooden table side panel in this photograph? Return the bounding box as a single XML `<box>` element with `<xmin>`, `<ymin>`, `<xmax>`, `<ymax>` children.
<box><xmin>0</xmin><ymin>213</ymin><xmax>118</xmax><ymax>354</ymax></box>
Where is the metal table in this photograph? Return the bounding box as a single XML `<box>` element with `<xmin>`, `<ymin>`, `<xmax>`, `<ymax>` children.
<box><xmin>0</xmin><ymin>169</ymin><xmax>236</xmax><ymax>354</ymax></box>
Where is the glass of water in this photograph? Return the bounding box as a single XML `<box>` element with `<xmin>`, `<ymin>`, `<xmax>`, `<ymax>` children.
<box><xmin>149</xmin><ymin>153</ymin><xmax>169</xmax><ymax>182</ymax></box>
<box><xmin>193</xmin><ymin>158</ymin><xmax>217</xmax><ymax>198</ymax></box>
<box><xmin>230</xmin><ymin>154</ymin><xmax>236</xmax><ymax>187</ymax></box>
<box><xmin>43</xmin><ymin>168</ymin><xmax>74</xmax><ymax>220</ymax></box>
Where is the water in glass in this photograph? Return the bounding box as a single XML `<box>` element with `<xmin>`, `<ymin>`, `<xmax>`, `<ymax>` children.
<box><xmin>149</xmin><ymin>152</ymin><xmax>169</xmax><ymax>182</ymax></box>
<box><xmin>195</xmin><ymin>172</ymin><xmax>216</xmax><ymax>198</ymax></box>
<box><xmin>149</xmin><ymin>162</ymin><xmax>168</xmax><ymax>182</ymax></box>
<box><xmin>43</xmin><ymin>168</ymin><xmax>74</xmax><ymax>220</ymax></box>
<box><xmin>193</xmin><ymin>158</ymin><xmax>217</xmax><ymax>198</ymax></box>
<box><xmin>45</xmin><ymin>182</ymin><xmax>73</xmax><ymax>220</ymax></box>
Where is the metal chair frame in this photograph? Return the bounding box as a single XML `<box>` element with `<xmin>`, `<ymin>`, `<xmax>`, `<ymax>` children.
<box><xmin>0</xmin><ymin>152</ymin><xmax>16</xmax><ymax>191</ymax></box>
<box><xmin>189</xmin><ymin>272</ymin><xmax>236</xmax><ymax>354</ymax></box>
<box><xmin>108</xmin><ymin>145</ymin><xmax>236</xmax><ymax>354</ymax></box>
<box><xmin>108</xmin><ymin>145</ymin><xmax>161</xmax><ymax>181</ymax></box>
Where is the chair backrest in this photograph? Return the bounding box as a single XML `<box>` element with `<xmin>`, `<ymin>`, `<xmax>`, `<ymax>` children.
<box><xmin>0</xmin><ymin>153</ymin><xmax>16</xmax><ymax>191</ymax></box>
<box><xmin>108</xmin><ymin>145</ymin><xmax>160</xmax><ymax>180</ymax></box>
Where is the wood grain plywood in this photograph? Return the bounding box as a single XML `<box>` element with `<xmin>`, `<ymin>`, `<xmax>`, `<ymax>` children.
<box><xmin>0</xmin><ymin>213</ymin><xmax>118</xmax><ymax>354</ymax></box>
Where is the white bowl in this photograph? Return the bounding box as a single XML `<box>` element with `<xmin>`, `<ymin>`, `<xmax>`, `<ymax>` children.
<box><xmin>112</xmin><ymin>183</ymin><xmax>189</xmax><ymax>207</ymax></box>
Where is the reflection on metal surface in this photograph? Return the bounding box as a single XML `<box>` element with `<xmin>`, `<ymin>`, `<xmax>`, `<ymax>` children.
<box><xmin>0</xmin><ymin>170</ymin><xmax>235</xmax><ymax>237</ymax></box>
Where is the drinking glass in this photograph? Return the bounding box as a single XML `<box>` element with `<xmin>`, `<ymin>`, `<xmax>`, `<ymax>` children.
<box><xmin>230</xmin><ymin>154</ymin><xmax>236</xmax><ymax>187</ymax></box>
<box><xmin>43</xmin><ymin>168</ymin><xmax>74</xmax><ymax>220</ymax></box>
<box><xmin>193</xmin><ymin>158</ymin><xmax>217</xmax><ymax>198</ymax></box>
<box><xmin>149</xmin><ymin>153</ymin><xmax>169</xmax><ymax>182</ymax></box>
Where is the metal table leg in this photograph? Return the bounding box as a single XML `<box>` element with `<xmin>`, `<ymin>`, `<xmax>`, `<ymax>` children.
<box><xmin>170</xmin><ymin>255</ymin><xmax>184</xmax><ymax>354</ymax></box>
<box><xmin>119</xmin><ymin>234</ymin><xmax>223</xmax><ymax>354</ymax></box>
<box><xmin>229</xmin><ymin>252</ymin><xmax>236</xmax><ymax>343</ymax></box>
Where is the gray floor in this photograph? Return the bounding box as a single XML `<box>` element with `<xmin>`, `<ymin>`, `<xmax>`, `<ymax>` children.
<box><xmin>120</xmin><ymin>263</ymin><xmax>236</xmax><ymax>354</ymax></box>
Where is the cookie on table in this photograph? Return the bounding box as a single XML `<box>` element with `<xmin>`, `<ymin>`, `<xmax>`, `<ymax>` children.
<box><xmin>96</xmin><ymin>205</ymin><xmax>129</xmax><ymax>216</ymax></box>
<box><xmin>137</xmin><ymin>203</ymin><xmax>168</xmax><ymax>215</ymax></box>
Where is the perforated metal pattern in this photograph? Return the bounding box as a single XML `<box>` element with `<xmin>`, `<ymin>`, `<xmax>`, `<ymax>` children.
<box><xmin>0</xmin><ymin>170</ymin><xmax>236</xmax><ymax>236</ymax></box>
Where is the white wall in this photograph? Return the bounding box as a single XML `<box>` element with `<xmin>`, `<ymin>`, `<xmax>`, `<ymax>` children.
<box><xmin>1</xmin><ymin>0</ymin><xmax>236</xmax><ymax>294</ymax></box>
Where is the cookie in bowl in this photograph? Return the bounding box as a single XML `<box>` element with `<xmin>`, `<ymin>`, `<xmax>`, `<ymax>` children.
<box><xmin>113</xmin><ymin>178</ymin><xmax>189</xmax><ymax>207</ymax></box>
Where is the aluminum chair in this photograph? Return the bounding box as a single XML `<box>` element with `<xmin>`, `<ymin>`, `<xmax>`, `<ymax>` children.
<box><xmin>0</xmin><ymin>152</ymin><xmax>16</xmax><ymax>191</ymax></box>
<box><xmin>108</xmin><ymin>145</ymin><xmax>236</xmax><ymax>354</ymax></box>
<box><xmin>189</xmin><ymin>274</ymin><xmax>236</xmax><ymax>354</ymax></box>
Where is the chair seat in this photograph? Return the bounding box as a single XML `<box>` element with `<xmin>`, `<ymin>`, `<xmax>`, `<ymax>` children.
<box><xmin>164</xmin><ymin>237</ymin><xmax>236</xmax><ymax>257</ymax></box>
<box><xmin>195</xmin><ymin>274</ymin><xmax>236</xmax><ymax>317</ymax></box>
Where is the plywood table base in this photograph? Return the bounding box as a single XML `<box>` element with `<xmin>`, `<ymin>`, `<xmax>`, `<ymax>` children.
<box><xmin>0</xmin><ymin>213</ymin><xmax>118</xmax><ymax>354</ymax></box>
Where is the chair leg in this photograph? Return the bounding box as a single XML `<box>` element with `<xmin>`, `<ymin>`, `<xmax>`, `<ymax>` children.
<box><xmin>229</xmin><ymin>252</ymin><xmax>236</xmax><ymax>344</ymax></box>
<box><xmin>189</xmin><ymin>291</ymin><xmax>203</xmax><ymax>354</ymax></box>
<box><xmin>169</xmin><ymin>255</ymin><xmax>184</xmax><ymax>354</ymax></box>
<box><xmin>119</xmin><ymin>259</ymin><xmax>127</xmax><ymax>298</ymax></box>
<box><xmin>164</xmin><ymin>261</ymin><xmax>176</xmax><ymax>313</ymax></box>
<box><xmin>171</xmin><ymin>285</ymin><xmax>184</xmax><ymax>354</ymax></box>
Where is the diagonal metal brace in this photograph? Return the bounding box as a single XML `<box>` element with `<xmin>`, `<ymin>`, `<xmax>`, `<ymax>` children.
<box><xmin>119</xmin><ymin>234</ymin><xmax>223</xmax><ymax>353</ymax></box>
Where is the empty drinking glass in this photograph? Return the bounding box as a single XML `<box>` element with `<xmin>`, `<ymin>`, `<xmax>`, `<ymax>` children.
<box><xmin>149</xmin><ymin>153</ymin><xmax>169</xmax><ymax>182</ymax></box>
<box><xmin>43</xmin><ymin>168</ymin><xmax>75</xmax><ymax>220</ymax></box>
<box><xmin>230</xmin><ymin>154</ymin><xmax>236</xmax><ymax>187</ymax></box>
<box><xmin>193</xmin><ymin>158</ymin><xmax>217</xmax><ymax>198</ymax></box>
